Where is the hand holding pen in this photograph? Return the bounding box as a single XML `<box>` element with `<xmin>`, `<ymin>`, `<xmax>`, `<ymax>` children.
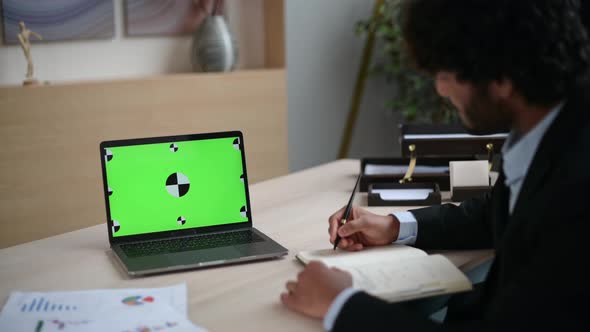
<box><xmin>329</xmin><ymin>180</ymin><xmax>401</xmax><ymax>250</ymax></box>
<box><xmin>332</xmin><ymin>173</ymin><xmax>361</xmax><ymax>250</ymax></box>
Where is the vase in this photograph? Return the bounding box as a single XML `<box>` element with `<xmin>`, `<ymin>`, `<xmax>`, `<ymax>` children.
<box><xmin>191</xmin><ymin>16</ymin><xmax>238</xmax><ymax>72</ymax></box>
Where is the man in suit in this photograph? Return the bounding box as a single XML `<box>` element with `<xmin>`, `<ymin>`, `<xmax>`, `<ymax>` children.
<box><xmin>281</xmin><ymin>0</ymin><xmax>590</xmax><ymax>330</ymax></box>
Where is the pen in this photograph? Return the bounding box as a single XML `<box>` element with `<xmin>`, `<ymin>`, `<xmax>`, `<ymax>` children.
<box><xmin>333</xmin><ymin>173</ymin><xmax>362</xmax><ymax>250</ymax></box>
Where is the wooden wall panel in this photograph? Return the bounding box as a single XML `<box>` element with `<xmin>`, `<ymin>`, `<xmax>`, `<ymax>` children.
<box><xmin>263</xmin><ymin>0</ymin><xmax>285</xmax><ymax>68</ymax></box>
<box><xmin>0</xmin><ymin>69</ymin><xmax>288</xmax><ymax>248</ymax></box>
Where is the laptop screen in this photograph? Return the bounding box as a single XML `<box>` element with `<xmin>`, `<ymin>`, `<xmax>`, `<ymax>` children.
<box><xmin>101</xmin><ymin>134</ymin><xmax>249</xmax><ymax>238</ymax></box>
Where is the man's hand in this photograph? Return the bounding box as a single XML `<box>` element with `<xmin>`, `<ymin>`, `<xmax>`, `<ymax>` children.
<box><xmin>280</xmin><ymin>261</ymin><xmax>352</xmax><ymax>319</ymax></box>
<box><xmin>329</xmin><ymin>206</ymin><xmax>400</xmax><ymax>251</ymax></box>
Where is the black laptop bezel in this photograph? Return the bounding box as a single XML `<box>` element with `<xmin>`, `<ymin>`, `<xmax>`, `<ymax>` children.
<box><xmin>99</xmin><ymin>130</ymin><xmax>253</xmax><ymax>245</ymax></box>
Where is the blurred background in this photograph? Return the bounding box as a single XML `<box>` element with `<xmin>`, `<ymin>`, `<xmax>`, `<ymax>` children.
<box><xmin>0</xmin><ymin>0</ymin><xmax>402</xmax><ymax>173</ymax></box>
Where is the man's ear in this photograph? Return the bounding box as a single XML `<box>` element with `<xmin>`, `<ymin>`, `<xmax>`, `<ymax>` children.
<box><xmin>489</xmin><ymin>78</ymin><xmax>514</xmax><ymax>100</ymax></box>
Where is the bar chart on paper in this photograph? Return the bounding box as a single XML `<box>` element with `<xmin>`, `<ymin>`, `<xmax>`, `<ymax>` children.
<box><xmin>0</xmin><ymin>284</ymin><xmax>187</xmax><ymax>319</ymax></box>
<box><xmin>19</xmin><ymin>297</ymin><xmax>78</xmax><ymax>313</ymax></box>
<box><xmin>0</xmin><ymin>285</ymin><xmax>210</xmax><ymax>332</ymax></box>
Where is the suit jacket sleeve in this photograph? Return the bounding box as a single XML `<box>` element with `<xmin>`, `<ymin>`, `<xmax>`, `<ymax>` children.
<box><xmin>409</xmin><ymin>189</ymin><xmax>496</xmax><ymax>250</ymax></box>
<box><xmin>333</xmin><ymin>247</ymin><xmax>586</xmax><ymax>332</ymax></box>
<box><xmin>332</xmin><ymin>218</ymin><xmax>588</xmax><ymax>332</ymax></box>
<box><xmin>332</xmin><ymin>178</ymin><xmax>589</xmax><ymax>332</ymax></box>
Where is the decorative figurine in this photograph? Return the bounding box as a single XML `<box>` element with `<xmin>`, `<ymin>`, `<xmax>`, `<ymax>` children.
<box><xmin>17</xmin><ymin>21</ymin><xmax>43</xmax><ymax>85</ymax></box>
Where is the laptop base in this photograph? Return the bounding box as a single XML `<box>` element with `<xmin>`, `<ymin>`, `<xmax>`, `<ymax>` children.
<box><xmin>112</xmin><ymin>228</ymin><xmax>288</xmax><ymax>277</ymax></box>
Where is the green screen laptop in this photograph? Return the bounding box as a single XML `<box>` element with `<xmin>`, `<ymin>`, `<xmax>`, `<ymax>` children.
<box><xmin>100</xmin><ymin>131</ymin><xmax>287</xmax><ymax>276</ymax></box>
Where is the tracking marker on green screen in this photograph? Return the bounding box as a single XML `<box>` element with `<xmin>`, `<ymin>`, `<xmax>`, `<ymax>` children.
<box><xmin>165</xmin><ymin>172</ymin><xmax>190</xmax><ymax>197</ymax></box>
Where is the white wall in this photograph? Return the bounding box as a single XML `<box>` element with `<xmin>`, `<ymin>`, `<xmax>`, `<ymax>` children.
<box><xmin>0</xmin><ymin>0</ymin><xmax>265</xmax><ymax>86</ymax></box>
<box><xmin>286</xmin><ymin>0</ymin><xmax>401</xmax><ymax>172</ymax></box>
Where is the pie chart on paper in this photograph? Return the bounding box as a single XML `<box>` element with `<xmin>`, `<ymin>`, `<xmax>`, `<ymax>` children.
<box><xmin>122</xmin><ymin>295</ymin><xmax>155</xmax><ymax>306</ymax></box>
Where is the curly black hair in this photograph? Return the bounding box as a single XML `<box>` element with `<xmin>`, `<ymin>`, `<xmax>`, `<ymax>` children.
<box><xmin>402</xmin><ymin>0</ymin><xmax>590</xmax><ymax>106</ymax></box>
<box><xmin>582</xmin><ymin>1</ymin><xmax>590</xmax><ymax>32</ymax></box>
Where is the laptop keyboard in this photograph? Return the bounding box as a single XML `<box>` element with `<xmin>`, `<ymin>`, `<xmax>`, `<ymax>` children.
<box><xmin>121</xmin><ymin>230</ymin><xmax>264</xmax><ymax>258</ymax></box>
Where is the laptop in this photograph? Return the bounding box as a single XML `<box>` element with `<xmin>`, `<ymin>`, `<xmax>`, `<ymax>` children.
<box><xmin>100</xmin><ymin>131</ymin><xmax>288</xmax><ymax>276</ymax></box>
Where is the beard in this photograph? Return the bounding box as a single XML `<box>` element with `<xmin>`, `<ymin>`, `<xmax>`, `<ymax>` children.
<box><xmin>459</xmin><ymin>85</ymin><xmax>513</xmax><ymax>135</ymax></box>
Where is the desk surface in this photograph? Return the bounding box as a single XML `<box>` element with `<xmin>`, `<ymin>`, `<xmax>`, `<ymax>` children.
<box><xmin>0</xmin><ymin>159</ymin><xmax>492</xmax><ymax>331</ymax></box>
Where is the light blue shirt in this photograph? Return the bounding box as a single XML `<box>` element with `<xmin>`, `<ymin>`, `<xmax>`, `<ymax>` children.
<box><xmin>323</xmin><ymin>101</ymin><xmax>565</xmax><ymax>331</ymax></box>
<box><xmin>501</xmin><ymin>101</ymin><xmax>564</xmax><ymax>212</ymax></box>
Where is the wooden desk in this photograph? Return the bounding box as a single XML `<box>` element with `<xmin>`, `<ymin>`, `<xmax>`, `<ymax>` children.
<box><xmin>0</xmin><ymin>159</ymin><xmax>492</xmax><ymax>331</ymax></box>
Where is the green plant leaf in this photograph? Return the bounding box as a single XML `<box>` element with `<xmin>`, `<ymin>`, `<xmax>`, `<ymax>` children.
<box><xmin>355</xmin><ymin>0</ymin><xmax>456</xmax><ymax>124</ymax></box>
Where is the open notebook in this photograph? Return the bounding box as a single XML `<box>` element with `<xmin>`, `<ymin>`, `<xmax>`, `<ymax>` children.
<box><xmin>296</xmin><ymin>245</ymin><xmax>472</xmax><ymax>303</ymax></box>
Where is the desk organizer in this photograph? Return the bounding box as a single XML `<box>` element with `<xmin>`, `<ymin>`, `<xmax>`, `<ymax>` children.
<box><xmin>397</xmin><ymin>124</ymin><xmax>507</xmax><ymax>184</ymax></box>
<box><xmin>451</xmin><ymin>186</ymin><xmax>491</xmax><ymax>202</ymax></box>
<box><xmin>368</xmin><ymin>182</ymin><xmax>441</xmax><ymax>206</ymax></box>
<box><xmin>360</xmin><ymin>157</ymin><xmax>473</xmax><ymax>192</ymax></box>
<box><xmin>400</xmin><ymin>124</ymin><xmax>507</xmax><ymax>158</ymax></box>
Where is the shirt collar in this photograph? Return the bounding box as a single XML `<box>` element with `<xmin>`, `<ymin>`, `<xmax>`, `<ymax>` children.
<box><xmin>501</xmin><ymin>101</ymin><xmax>565</xmax><ymax>186</ymax></box>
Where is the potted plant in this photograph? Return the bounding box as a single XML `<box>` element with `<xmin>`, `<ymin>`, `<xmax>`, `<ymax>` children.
<box><xmin>356</xmin><ymin>0</ymin><xmax>457</xmax><ymax>124</ymax></box>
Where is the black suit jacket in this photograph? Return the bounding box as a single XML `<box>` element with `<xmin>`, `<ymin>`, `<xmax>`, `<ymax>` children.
<box><xmin>333</xmin><ymin>80</ymin><xmax>590</xmax><ymax>331</ymax></box>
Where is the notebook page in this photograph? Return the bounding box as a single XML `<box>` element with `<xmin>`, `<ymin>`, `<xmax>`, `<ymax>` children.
<box><xmin>296</xmin><ymin>244</ymin><xmax>427</xmax><ymax>267</ymax></box>
<box><xmin>345</xmin><ymin>254</ymin><xmax>472</xmax><ymax>302</ymax></box>
<box><xmin>371</xmin><ymin>189</ymin><xmax>433</xmax><ymax>201</ymax></box>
